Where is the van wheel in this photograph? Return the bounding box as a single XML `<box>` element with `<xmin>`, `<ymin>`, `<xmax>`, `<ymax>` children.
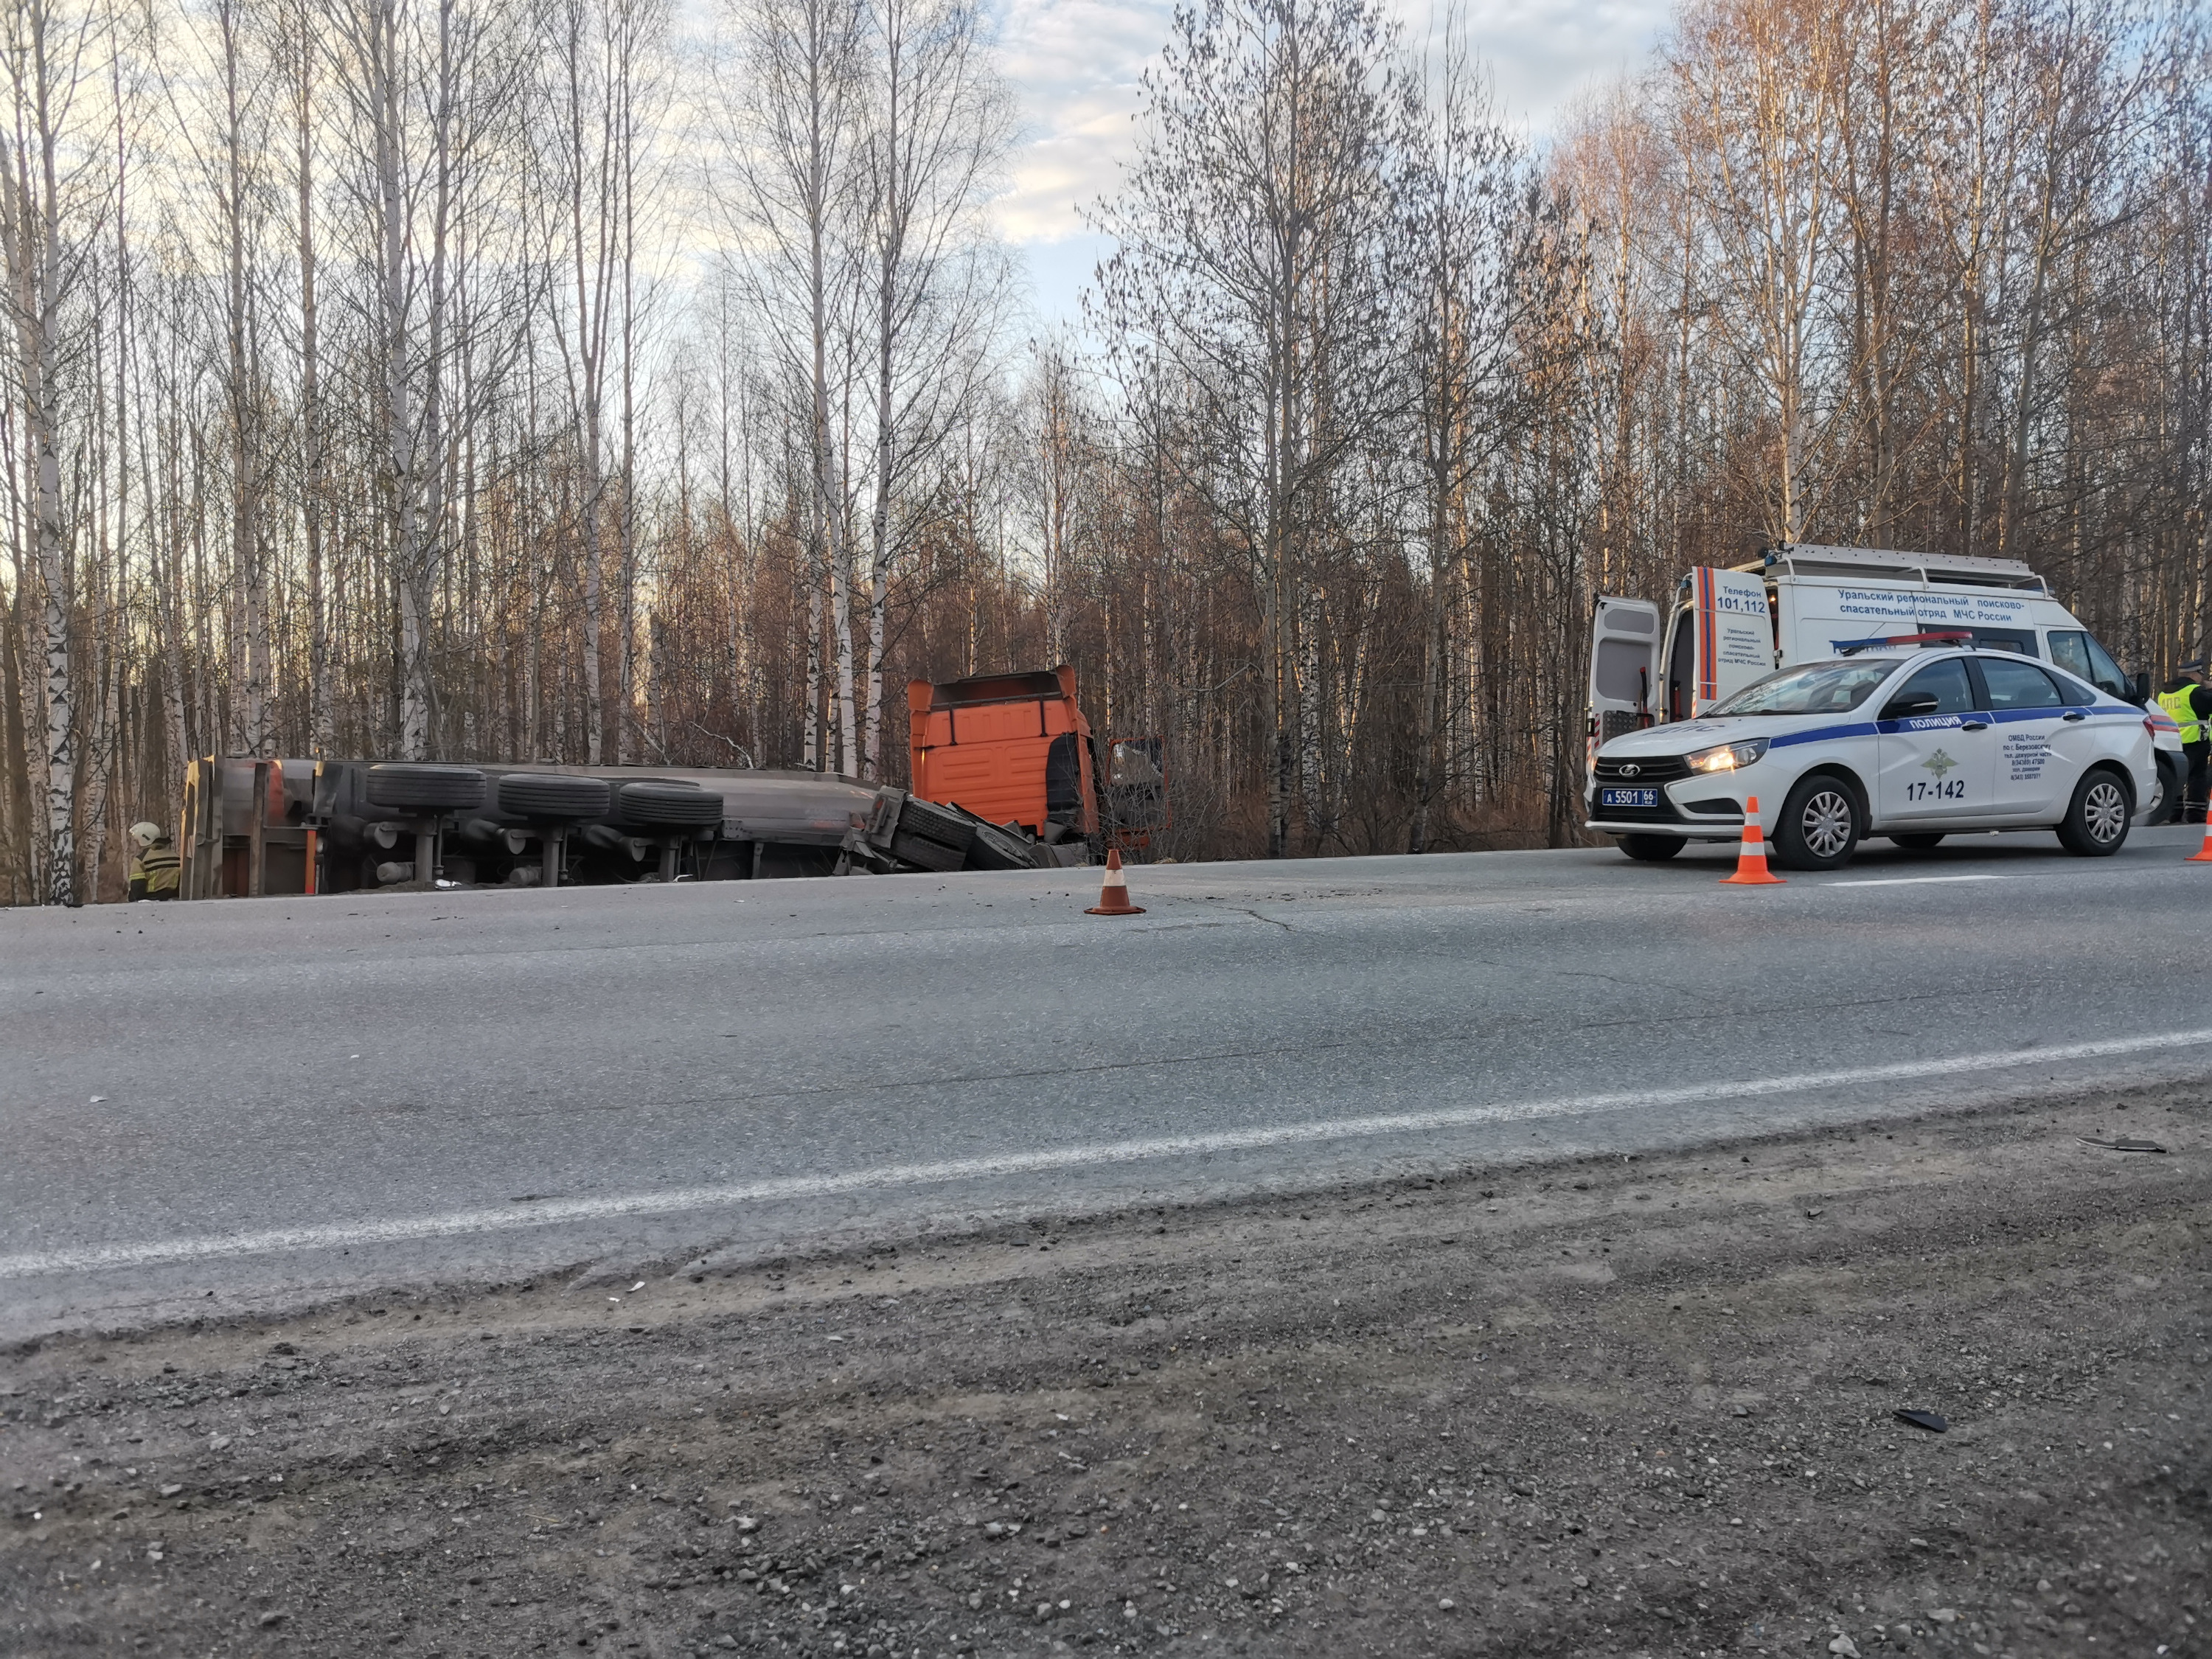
<box><xmin>2057</xmin><ymin>768</ymin><xmax>2132</xmax><ymax>856</ymax></box>
<box><xmin>1617</xmin><ymin>834</ymin><xmax>1686</xmax><ymax>862</ymax></box>
<box><xmin>2144</xmin><ymin>756</ymin><xmax>2180</xmax><ymax>825</ymax></box>
<box><xmin>1773</xmin><ymin>774</ymin><xmax>1862</xmax><ymax>871</ymax></box>
<box><xmin>1889</xmin><ymin>832</ymin><xmax>1944</xmax><ymax>850</ymax></box>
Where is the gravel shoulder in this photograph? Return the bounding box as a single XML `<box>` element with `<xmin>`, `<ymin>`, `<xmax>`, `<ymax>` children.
<box><xmin>3</xmin><ymin>1085</ymin><xmax>2207</xmax><ymax>1659</ymax></box>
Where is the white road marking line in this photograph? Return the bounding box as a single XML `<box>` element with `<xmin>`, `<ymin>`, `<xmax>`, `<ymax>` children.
<box><xmin>1823</xmin><ymin>874</ymin><xmax>2008</xmax><ymax>887</ymax></box>
<box><xmin>6</xmin><ymin>1025</ymin><xmax>2210</xmax><ymax>1281</ymax></box>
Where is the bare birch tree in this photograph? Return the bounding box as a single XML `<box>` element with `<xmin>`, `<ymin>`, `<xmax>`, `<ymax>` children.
<box><xmin>0</xmin><ymin>0</ymin><xmax>105</xmax><ymax>902</ymax></box>
<box><xmin>1097</xmin><ymin>0</ymin><xmax>1413</xmax><ymax>856</ymax></box>
<box><xmin>535</xmin><ymin>0</ymin><xmax>669</xmax><ymax>763</ymax></box>
<box><xmin>273</xmin><ymin>0</ymin><xmax>333</xmax><ymax>754</ymax></box>
<box><xmin>714</xmin><ymin>0</ymin><xmax>863</xmax><ymax>773</ymax></box>
<box><xmin>1668</xmin><ymin>0</ymin><xmax>1844</xmax><ymax>543</ymax></box>
<box><xmin>851</xmin><ymin>0</ymin><xmax>1008</xmax><ymax>778</ymax></box>
<box><xmin>325</xmin><ymin>0</ymin><xmax>531</xmax><ymax>757</ymax></box>
<box><xmin>1396</xmin><ymin>14</ymin><xmax>1533</xmax><ymax>851</ymax></box>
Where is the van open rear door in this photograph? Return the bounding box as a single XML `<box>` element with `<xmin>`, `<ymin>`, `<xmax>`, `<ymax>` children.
<box><xmin>1669</xmin><ymin>566</ymin><xmax>1775</xmax><ymax>717</ymax></box>
<box><xmin>1588</xmin><ymin>597</ymin><xmax>1661</xmax><ymax>746</ymax></box>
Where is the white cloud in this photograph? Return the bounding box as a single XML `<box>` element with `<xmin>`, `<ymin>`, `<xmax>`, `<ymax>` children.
<box><xmin>991</xmin><ymin>0</ymin><xmax>1676</xmax><ymax>317</ymax></box>
<box><xmin>990</xmin><ymin>0</ymin><xmax>1178</xmax><ymax>245</ymax></box>
<box><xmin>1398</xmin><ymin>0</ymin><xmax>1675</xmax><ymax>128</ymax></box>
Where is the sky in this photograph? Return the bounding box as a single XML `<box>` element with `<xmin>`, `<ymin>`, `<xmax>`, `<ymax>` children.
<box><xmin>987</xmin><ymin>0</ymin><xmax>1678</xmax><ymax>326</ymax></box>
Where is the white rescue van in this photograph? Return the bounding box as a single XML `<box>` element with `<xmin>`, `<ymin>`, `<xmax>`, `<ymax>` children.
<box><xmin>1587</xmin><ymin>543</ymin><xmax>2182</xmax><ymax>824</ymax></box>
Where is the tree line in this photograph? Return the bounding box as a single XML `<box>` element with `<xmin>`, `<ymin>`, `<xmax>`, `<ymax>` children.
<box><xmin>0</xmin><ymin>0</ymin><xmax>2204</xmax><ymax>902</ymax></box>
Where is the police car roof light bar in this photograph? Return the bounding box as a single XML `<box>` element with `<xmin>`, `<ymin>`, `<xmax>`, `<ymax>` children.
<box><xmin>1831</xmin><ymin>631</ymin><xmax>1973</xmax><ymax>656</ymax></box>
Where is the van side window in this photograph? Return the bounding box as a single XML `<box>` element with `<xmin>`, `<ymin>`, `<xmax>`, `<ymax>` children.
<box><xmin>2048</xmin><ymin>630</ymin><xmax>2094</xmax><ymax>683</ymax></box>
<box><xmin>1895</xmin><ymin>658</ymin><xmax>1976</xmax><ymax>714</ymax></box>
<box><xmin>2081</xmin><ymin>636</ymin><xmax>2129</xmax><ymax>696</ymax></box>
<box><xmin>1981</xmin><ymin>658</ymin><xmax>2065</xmax><ymax>710</ymax></box>
<box><xmin>2049</xmin><ymin>629</ymin><xmax>2131</xmax><ymax>698</ymax></box>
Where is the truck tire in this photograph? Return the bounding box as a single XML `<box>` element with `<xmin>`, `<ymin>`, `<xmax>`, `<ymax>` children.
<box><xmin>964</xmin><ymin>818</ymin><xmax>1043</xmax><ymax>871</ymax></box>
<box><xmin>2144</xmin><ymin>755</ymin><xmax>2180</xmax><ymax>825</ymax></box>
<box><xmin>613</xmin><ymin>780</ymin><xmax>723</xmax><ymax>828</ymax></box>
<box><xmin>1615</xmin><ymin>834</ymin><xmax>1685</xmax><ymax>861</ymax></box>
<box><xmin>888</xmin><ymin>832</ymin><xmax>967</xmax><ymax>872</ymax></box>
<box><xmin>2056</xmin><ymin>767</ymin><xmax>2132</xmax><ymax>857</ymax></box>
<box><xmin>364</xmin><ymin>763</ymin><xmax>487</xmax><ymax>813</ymax></box>
<box><xmin>497</xmin><ymin>773</ymin><xmax>611</xmax><ymax>820</ymax></box>
<box><xmin>1772</xmin><ymin>773</ymin><xmax>1862</xmax><ymax>871</ymax></box>
<box><xmin>894</xmin><ymin>796</ymin><xmax>976</xmax><ymax>852</ymax></box>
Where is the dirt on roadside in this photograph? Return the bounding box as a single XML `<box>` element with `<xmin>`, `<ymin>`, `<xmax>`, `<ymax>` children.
<box><xmin>3</xmin><ymin>1086</ymin><xmax>2207</xmax><ymax>1659</ymax></box>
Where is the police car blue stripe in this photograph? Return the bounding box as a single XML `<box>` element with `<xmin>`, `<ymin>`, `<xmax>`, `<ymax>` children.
<box><xmin>1770</xmin><ymin>721</ymin><xmax>1879</xmax><ymax>748</ymax></box>
<box><xmin>1772</xmin><ymin>706</ymin><xmax>2143</xmax><ymax>746</ymax></box>
<box><xmin>1603</xmin><ymin>702</ymin><xmax>2143</xmax><ymax>765</ymax></box>
<box><xmin>1987</xmin><ymin>706</ymin><xmax>2141</xmax><ymax>725</ymax></box>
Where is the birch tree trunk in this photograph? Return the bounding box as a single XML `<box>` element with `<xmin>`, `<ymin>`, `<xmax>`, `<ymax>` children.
<box><xmin>291</xmin><ymin>0</ymin><xmax>331</xmax><ymax>754</ymax></box>
<box><xmin>855</xmin><ymin>0</ymin><xmax>1006</xmax><ymax>780</ymax></box>
<box><xmin>0</xmin><ymin>0</ymin><xmax>95</xmax><ymax>904</ymax></box>
<box><xmin>717</xmin><ymin>0</ymin><xmax>863</xmax><ymax>774</ymax></box>
<box><xmin>361</xmin><ymin>0</ymin><xmax>427</xmax><ymax>757</ymax></box>
<box><xmin>215</xmin><ymin>0</ymin><xmax>272</xmax><ymax>757</ymax></box>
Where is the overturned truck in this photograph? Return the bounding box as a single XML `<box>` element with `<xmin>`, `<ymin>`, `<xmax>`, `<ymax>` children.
<box><xmin>169</xmin><ymin>665</ymin><xmax>1166</xmax><ymax>900</ymax></box>
<box><xmin>170</xmin><ymin>758</ymin><xmax>1093</xmax><ymax>899</ymax></box>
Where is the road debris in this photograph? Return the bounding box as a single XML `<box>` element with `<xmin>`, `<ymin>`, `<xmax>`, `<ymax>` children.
<box><xmin>2078</xmin><ymin>1134</ymin><xmax>2167</xmax><ymax>1152</ymax></box>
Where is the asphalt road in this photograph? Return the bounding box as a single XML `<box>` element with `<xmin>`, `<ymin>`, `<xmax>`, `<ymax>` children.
<box><xmin>7</xmin><ymin>823</ymin><xmax>2211</xmax><ymax>1338</ymax></box>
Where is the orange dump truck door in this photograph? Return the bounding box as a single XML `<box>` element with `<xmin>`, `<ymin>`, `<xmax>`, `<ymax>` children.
<box><xmin>908</xmin><ymin>666</ymin><xmax>1095</xmax><ymax>835</ymax></box>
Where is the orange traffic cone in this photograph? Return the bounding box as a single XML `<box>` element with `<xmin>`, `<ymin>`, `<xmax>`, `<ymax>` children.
<box><xmin>2189</xmin><ymin>818</ymin><xmax>2212</xmax><ymax>863</ymax></box>
<box><xmin>1720</xmin><ymin>795</ymin><xmax>1786</xmax><ymax>886</ymax></box>
<box><xmin>1085</xmin><ymin>846</ymin><xmax>1146</xmax><ymax>915</ymax></box>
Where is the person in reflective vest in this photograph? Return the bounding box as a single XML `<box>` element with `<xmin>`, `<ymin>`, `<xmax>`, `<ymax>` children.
<box><xmin>128</xmin><ymin>821</ymin><xmax>181</xmax><ymax>900</ymax></box>
<box><xmin>2158</xmin><ymin>664</ymin><xmax>2211</xmax><ymax>824</ymax></box>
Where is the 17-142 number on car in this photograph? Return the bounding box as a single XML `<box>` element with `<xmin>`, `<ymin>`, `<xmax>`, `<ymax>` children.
<box><xmin>1902</xmin><ymin>778</ymin><xmax>1966</xmax><ymax>802</ymax></box>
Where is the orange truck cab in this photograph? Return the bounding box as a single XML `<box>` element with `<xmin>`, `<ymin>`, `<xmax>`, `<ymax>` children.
<box><xmin>908</xmin><ymin>667</ymin><xmax>1098</xmax><ymax>838</ymax></box>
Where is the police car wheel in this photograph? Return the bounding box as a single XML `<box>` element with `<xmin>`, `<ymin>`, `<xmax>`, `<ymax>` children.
<box><xmin>1889</xmin><ymin>832</ymin><xmax>1944</xmax><ymax>851</ymax></box>
<box><xmin>1616</xmin><ymin>834</ymin><xmax>1686</xmax><ymax>862</ymax></box>
<box><xmin>2057</xmin><ymin>768</ymin><xmax>2131</xmax><ymax>857</ymax></box>
<box><xmin>1773</xmin><ymin>774</ymin><xmax>1861</xmax><ymax>871</ymax></box>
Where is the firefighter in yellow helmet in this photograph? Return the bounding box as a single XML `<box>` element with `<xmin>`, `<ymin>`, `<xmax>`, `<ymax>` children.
<box><xmin>2158</xmin><ymin>662</ymin><xmax>2211</xmax><ymax>824</ymax></box>
<box><xmin>128</xmin><ymin>821</ymin><xmax>181</xmax><ymax>901</ymax></box>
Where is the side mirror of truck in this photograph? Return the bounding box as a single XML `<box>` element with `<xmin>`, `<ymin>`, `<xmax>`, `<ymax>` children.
<box><xmin>1882</xmin><ymin>691</ymin><xmax>1941</xmax><ymax>720</ymax></box>
<box><xmin>2130</xmin><ymin>669</ymin><xmax>2152</xmax><ymax>706</ymax></box>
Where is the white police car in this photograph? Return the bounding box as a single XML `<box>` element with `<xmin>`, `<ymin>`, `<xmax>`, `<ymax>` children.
<box><xmin>1585</xmin><ymin>647</ymin><xmax>2158</xmax><ymax>869</ymax></box>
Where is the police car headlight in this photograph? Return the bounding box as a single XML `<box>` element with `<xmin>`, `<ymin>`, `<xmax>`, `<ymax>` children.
<box><xmin>1685</xmin><ymin>738</ymin><xmax>1769</xmax><ymax>773</ymax></box>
